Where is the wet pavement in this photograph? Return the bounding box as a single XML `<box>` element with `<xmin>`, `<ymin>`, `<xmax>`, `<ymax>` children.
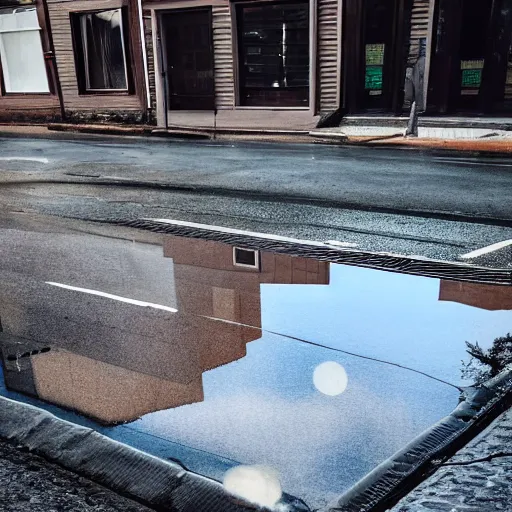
<box><xmin>3</xmin><ymin>181</ymin><xmax>512</xmax><ymax>268</ymax></box>
<box><xmin>2</xmin><ymin>136</ymin><xmax>512</xmax><ymax>267</ymax></box>
<box><xmin>1</xmin><ymin>135</ymin><xmax>512</xmax><ymax>223</ymax></box>
<box><xmin>0</xmin><ymin>217</ymin><xmax>511</xmax><ymax>508</ymax></box>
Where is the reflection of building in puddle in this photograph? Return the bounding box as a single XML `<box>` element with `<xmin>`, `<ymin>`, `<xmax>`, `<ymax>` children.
<box><xmin>1</xmin><ymin>339</ymin><xmax>205</xmax><ymax>424</ymax></box>
<box><xmin>439</xmin><ymin>280</ymin><xmax>512</xmax><ymax>311</ymax></box>
<box><xmin>1</xmin><ymin>236</ymin><xmax>329</xmax><ymax>424</ymax></box>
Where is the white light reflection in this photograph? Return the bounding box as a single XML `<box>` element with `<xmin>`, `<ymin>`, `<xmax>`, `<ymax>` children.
<box><xmin>223</xmin><ymin>465</ymin><xmax>282</xmax><ymax>508</ymax></box>
<box><xmin>45</xmin><ymin>282</ymin><xmax>177</xmax><ymax>312</ymax></box>
<box><xmin>313</xmin><ymin>361</ymin><xmax>348</xmax><ymax>396</ymax></box>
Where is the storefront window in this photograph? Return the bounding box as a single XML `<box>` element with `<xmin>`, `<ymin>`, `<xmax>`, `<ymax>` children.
<box><xmin>72</xmin><ymin>9</ymin><xmax>129</xmax><ymax>92</ymax></box>
<box><xmin>0</xmin><ymin>7</ymin><xmax>49</xmax><ymax>93</ymax></box>
<box><xmin>236</xmin><ymin>1</ymin><xmax>309</xmax><ymax>107</ymax></box>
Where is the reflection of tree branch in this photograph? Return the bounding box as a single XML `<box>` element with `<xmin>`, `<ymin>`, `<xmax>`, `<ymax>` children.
<box><xmin>439</xmin><ymin>451</ymin><xmax>512</xmax><ymax>466</ymax></box>
<box><xmin>464</xmin><ymin>334</ymin><xmax>512</xmax><ymax>383</ymax></box>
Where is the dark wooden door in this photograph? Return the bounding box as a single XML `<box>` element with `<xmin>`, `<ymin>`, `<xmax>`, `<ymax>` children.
<box><xmin>342</xmin><ymin>0</ymin><xmax>411</xmax><ymax>114</ymax></box>
<box><xmin>162</xmin><ymin>9</ymin><xmax>215</xmax><ymax>110</ymax></box>
<box><xmin>428</xmin><ymin>0</ymin><xmax>512</xmax><ymax>114</ymax></box>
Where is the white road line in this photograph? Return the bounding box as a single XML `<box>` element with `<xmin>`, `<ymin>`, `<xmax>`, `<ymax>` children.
<box><xmin>433</xmin><ymin>158</ymin><xmax>512</xmax><ymax>167</ymax></box>
<box><xmin>45</xmin><ymin>282</ymin><xmax>177</xmax><ymax>312</ymax></box>
<box><xmin>460</xmin><ymin>239</ymin><xmax>512</xmax><ymax>259</ymax></box>
<box><xmin>0</xmin><ymin>157</ymin><xmax>49</xmax><ymax>164</ymax></box>
<box><xmin>324</xmin><ymin>240</ymin><xmax>358</xmax><ymax>248</ymax></box>
<box><xmin>148</xmin><ymin>218</ymin><xmax>328</xmax><ymax>246</ymax></box>
<box><xmin>146</xmin><ymin>218</ymin><xmax>409</xmax><ymax>257</ymax></box>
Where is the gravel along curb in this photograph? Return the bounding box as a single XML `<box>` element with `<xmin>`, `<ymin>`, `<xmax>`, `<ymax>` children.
<box><xmin>319</xmin><ymin>368</ymin><xmax>512</xmax><ymax>512</ymax></box>
<box><xmin>0</xmin><ymin>438</ymin><xmax>152</xmax><ymax>511</ymax></box>
<box><xmin>0</xmin><ymin>397</ymin><xmax>309</xmax><ymax>512</ymax></box>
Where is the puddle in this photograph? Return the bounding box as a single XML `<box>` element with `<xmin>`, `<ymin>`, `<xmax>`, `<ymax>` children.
<box><xmin>0</xmin><ymin>227</ymin><xmax>511</xmax><ymax>508</ymax></box>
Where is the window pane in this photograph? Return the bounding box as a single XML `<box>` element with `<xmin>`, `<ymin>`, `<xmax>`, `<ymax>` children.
<box><xmin>81</xmin><ymin>9</ymin><xmax>127</xmax><ymax>90</ymax></box>
<box><xmin>237</xmin><ymin>2</ymin><xmax>309</xmax><ymax>107</ymax></box>
<box><xmin>0</xmin><ymin>9</ymin><xmax>49</xmax><ymax>93</ymax></box>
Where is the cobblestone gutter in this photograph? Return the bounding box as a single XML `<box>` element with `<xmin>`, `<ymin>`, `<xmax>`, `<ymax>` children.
<box><xmin>0</xmin><ymin>439</ymin><xmax>152</xmax><ymax>512</ymax></box>
<box><xmin>320</xmin><ymin>369</ymin><xmax>512</xmax><ymax>512</ymax></box>
<box><xmin>391</xmin><ymin>409</ymin><xmax>512</xmax><ymax>511</ymax></box>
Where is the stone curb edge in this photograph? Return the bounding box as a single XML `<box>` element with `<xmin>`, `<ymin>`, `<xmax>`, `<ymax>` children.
<box><xmin>3</xmin><ymin>124</ymin><xmax>512</xmax><ymax>156</ymax></box>
<box><xmin>0</xmin><ymin>396</ymin><xmax>307</xmax><ymax>512</ymax></box>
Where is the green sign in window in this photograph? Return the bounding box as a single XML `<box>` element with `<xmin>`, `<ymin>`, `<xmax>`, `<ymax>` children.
<box><xmin>365</xmin><ymin>66</ymin><xmax>383</xmax><ymax>90</ymax></box>
<box><xmin>461</xmin><ymin>68</ymin><xmax>482</xmax><ymax>88</ymax></box>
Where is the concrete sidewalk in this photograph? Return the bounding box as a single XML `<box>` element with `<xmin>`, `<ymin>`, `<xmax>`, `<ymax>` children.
<box><xmin>0</xmin><ymin>439</ymin><xmax>153</xmax><ymax>512</ymax></box>
<box><xmin>2</xmin><ymin>123</ymin><xmax>512</xmax><ymax>153</ymax></box>
<box><xmin>314</xmin><ymin>133</ymin><xmax>512</xmax><ymax>154</ymax></box>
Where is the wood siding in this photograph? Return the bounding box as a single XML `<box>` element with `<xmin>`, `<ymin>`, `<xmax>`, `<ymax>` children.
<box><xmin>143</xmin><ymin>10</ymin><xmax>157</xmax><ymax>118</ymax></box>
<box><xmin>46</xmin><ymin>0</ymin><xmax>144</xmax><ymax>113</ymax></box>
<box><xmin>144</xmin><ymin>0</ymin><xmax>320</xmax><ymax>128</ymax></box>
<box><xmin>317</xmin><ymin>0</ymin><xmax>339</xmax><ymax>113</ymax></box>
<box><xmin>0</xmin><ymin>95</ymin><xmax>60</xmax><ymax>121</ymax></box>
<box><xmin>212</xmin><ymin>4</ymin><xmax>234</xmax><ymax>109</ymax></box>
<box><xmin>407</xmin><ymin>0</ymin><xmax>430</xmax><ymax>65</ymax></box>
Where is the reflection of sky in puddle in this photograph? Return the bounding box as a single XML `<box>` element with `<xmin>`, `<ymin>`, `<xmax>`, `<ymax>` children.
<box><xmin>1</xmin><ymin>230</ymin><xmax>511</xmax><ymax>509</ymax></box>
<box><xmin>262</xmin><ymin>264</ymin><xmax>512</xmax><ymax>387</ymax></box>
<box><xmin>132</xmin><ymin>264</ymin><xmax>510</xmax><ymax>506</ymax></box>
<box><xmin>135</xmin><ymin>331</ymin><xmax>456</xmax><ymax>506</ymax></box>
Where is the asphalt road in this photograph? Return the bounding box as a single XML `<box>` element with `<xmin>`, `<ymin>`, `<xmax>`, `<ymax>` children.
<box><xmin>0</xmin><ymin>135</ymin><xmax>511</xmax><ymax>266</ymax></box>
<box><xmin>1</xmin><ymin>135</ymin><xmax>512</xmax><ymax>219</ymax></box>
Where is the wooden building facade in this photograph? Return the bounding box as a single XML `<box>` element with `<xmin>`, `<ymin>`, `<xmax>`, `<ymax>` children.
<box><xmin>1</xmin><ymin>0</ymin><xmax>511</xmax><ymax>127</ymax></box>
<box><xmin>427</xmin><ymin>0</ymin><xmax>512</xmax><ymax>115</ymax></box>
<box><xmin>141</xmin><ymin>0</ymin><xmax>433</xmax><ymax>129</ymax></box>
<box><xmin>0</xmin><ymin>0</ymin><xmax>151</xmax><ymax>123</ymax></box>
<box><xmin>46</xmin><ymin>0</ymin><xmax>150</xmax><ymax>123</ymax></box>
<box><xmin>142</xmin><ymin>0</ymin><xmax>342</xmax><ymax>130</ymax></box>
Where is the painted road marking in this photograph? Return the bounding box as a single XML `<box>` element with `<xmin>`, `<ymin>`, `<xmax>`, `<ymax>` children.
<box><xmin>0</xmin><ymin>157</ymin><xmax>49</xmax><ymax>164</ymax></box>
<box><xmin>324</xmin><ymin>240</ymin><xmax>358</xmax><ymax>248</ymax></box>
<box><xmin>460</xmin><ymin>239</ymin><xmax>512</xmax><ymax>259</ymax></box>
<box><xmin>433</xmin><ymin>157</ymin><xmax>512</xmax><ymax>167</ymax></box>
<box><xmin>148</xmin><ymin>218</ymin><xmax>404</xmax><ymax>254</ymax></box>
<box><xmin>149</xmin><ymin>218</ymin><xmax>328</xmax><ymax>246</ymax></box>
<box><xmin>45</xmin><ymin>282</ymin><xmax>177</xmax><ymax>312</ymax></box>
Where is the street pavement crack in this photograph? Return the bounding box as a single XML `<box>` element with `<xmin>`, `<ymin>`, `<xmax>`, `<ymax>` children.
<box><xmin>437</xmin><ymin>451</ymin><xmax>512</xmax><ymax>466</ymax></box>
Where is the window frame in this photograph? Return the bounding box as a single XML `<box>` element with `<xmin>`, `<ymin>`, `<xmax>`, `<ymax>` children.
<box><xmin>233</xmin><ymin>0</ymin><xmax>311</xmax><ymax>109</ymax></box>
<box><xmin>0</xmin><ymin>5</ymin><xmax>52</xmax><ymax>96</ymax></box>
<box><xmin>70</xmin><ymin>7</ymin><xmax>133</xmax><ymax>95</ymax></box>
<box><xmin>233</xmin><ymin>247</ymin><xmax>260</xmax><ymax>270</ymax></box>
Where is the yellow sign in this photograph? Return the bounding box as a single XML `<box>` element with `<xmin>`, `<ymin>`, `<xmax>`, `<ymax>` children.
<box><xmin>460</xmin><ymin>60</ymin><xmax>484</xmax><ymax>70</ymax></box>
<box><xmin>365</xmin><ymin>44</ymin><xmax>385</xmax><ymax>66</ymax></box>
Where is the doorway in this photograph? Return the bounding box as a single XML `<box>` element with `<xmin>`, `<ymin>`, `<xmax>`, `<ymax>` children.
<box><xmin>428</xmin><ymin>0</ymin><xmax>512</xmax><ymax>115</ymax></box>
<box><xmin>341</xmin><ymin>0</ymin><xmax>412</xmax><ymax>114</ymax></box>
<box><xmin>161</xmin><ymin>9</ymin><xmax>215</xmax><ymax>111</ymax></box>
